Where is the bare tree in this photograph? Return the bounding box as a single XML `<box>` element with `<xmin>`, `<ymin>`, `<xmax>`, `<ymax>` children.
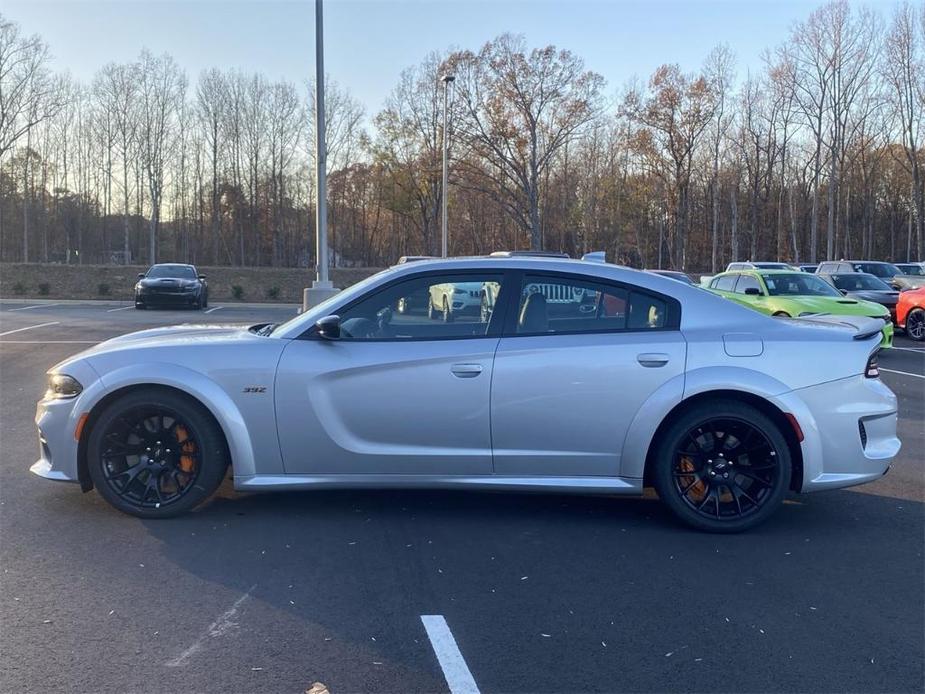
<box><xmin>884</xmin><ymin>2</ymin><xmax>924</xmax><ymax>258</ymax></box>
<box><xmin>704</xmin><ymin>44</ymin><xmax>736</xmax><ymax>271</ymax></box>
<box><xmin>449</xmin><ymin>34</ymin><xmax>605</xmax><ymax>250</ymax></box>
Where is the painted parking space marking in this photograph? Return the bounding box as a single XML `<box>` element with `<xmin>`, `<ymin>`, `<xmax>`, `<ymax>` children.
<box><xmin>890</xmin><ymin>346</ymin><xmax>925</xmax><ymax>353</ymax></box>
<box><xmin>8</xmin><ymin>303</ymin><xmax>60</xmax><ymax>312</ymax></box>
<box><xmin>106</xmin><ymin>306</ymin><xmax>133</xmax><ymax>312</ymax></box>
<box><xmin>166</xmin><ymin>585</ymin><xmax>256</xmax><ymax>667</ymax></box>
<box><xmin>881</xmin><ymin>368</ymin><xmax>925</xmax><ymax>380</ymax></box>
<box><xmin>0</xmin><ymin>322</ymin><xmax>60</xmax><ymax>337</ymax></box>
<box><xmin>421</xmin><ymin>615</ymin><xmax>480</xmax><ymax>694</ymax></box>
<box><xmin>204</xmin><ymin>306</ymin><xmax>223</xmax><ymax>314</ymax></box>
<box><xmin>0</xmin><ymin>340</ymin><xmax>99</xmax><ymax>344</ymax></box>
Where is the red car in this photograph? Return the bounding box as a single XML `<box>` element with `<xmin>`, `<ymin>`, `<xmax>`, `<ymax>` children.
<box><xmin>897</xmin><ymin>287</ymin><xmax>925</xmax><ymax>340</ymax></box>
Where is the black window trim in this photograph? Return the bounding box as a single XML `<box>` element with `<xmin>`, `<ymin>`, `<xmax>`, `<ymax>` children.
<box><xmin>499</xmin><ymin>269</ymin><xmax>682</xmax><ymax>338</ymax></box>
<box><xmin>296</xmin><ymin>267</ymin><xmax>514</xmax><ymax>342</ymax></box>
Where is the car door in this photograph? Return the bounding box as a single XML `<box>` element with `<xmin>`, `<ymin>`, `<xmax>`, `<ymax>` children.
<box><xmin>275</xmin><ymin>270</ymin><xmax>509</xmax><ymax>476</ymax></box>
<box><xmin>490</xmin><ymin>271</ymin><xmax>686</xmax><ymax>477</ymax></box>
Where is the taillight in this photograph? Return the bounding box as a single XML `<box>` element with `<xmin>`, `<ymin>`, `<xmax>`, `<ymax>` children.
<box><xmin>865</xmin><ymin>351</ymin><xmax>880</xmax><ymax>378</ymax></box>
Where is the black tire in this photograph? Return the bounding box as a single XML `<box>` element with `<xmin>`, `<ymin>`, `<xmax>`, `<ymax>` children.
<box><xmin>135</xmin><ymin>299</ymin><xmax>146</xmax><ymax>310</ymax></box>
<box><xmin>202</xmin><ymin>292</ymin><xmax>208</xmax><ymax>310</ymax></box>
<box><xmin>906</xmin><ymin>308</ymin><xmax>925</xmax><ymax>341</ymax></box>
<box><xmin>87</xmin><ymin>388</ymin><xmax>229</xmax><ymax>518</ymax></box>
<box><xmin>651</xmin><ymin>399</ymin><xmax>791</xmax><ymax>533</ymax></box>
<box><xmin>772</xmin><ymin>311</ymin><xmax>791</xmax><ymax>318</ymax></box>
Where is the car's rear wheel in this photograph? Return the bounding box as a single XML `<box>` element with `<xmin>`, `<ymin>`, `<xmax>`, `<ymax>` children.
<box><xmin>652</xmin><ymin>400</ymin><xmax>791</xmax><ymax>532</ymax></box>
<box><xmin>906</xmin><ymin>308</ymin><xmax>925</xmax><ymax>341</ymax></box>
<box><xmin>772</xmin><ymin>311</ymin><xmax>791</xmax><ymax>318</ymax></box>
<box><xmin>87</xmin><ymin>389</ymin><xmax>229</xmax><ymax>518</ymax></box>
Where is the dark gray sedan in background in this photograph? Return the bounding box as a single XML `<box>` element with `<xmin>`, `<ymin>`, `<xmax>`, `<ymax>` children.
<box><xmin>134</xmin><ymin>263</ymin><xmax>208</xmax><ymax>310</ymax></box>
<box><xmin>818</xmin><ymin>272</ymin><xmax>899</xmax><ymax>322</ymax></box>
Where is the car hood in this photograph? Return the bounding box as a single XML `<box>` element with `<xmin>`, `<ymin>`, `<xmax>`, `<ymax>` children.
<box><xmin>778</xmin><ymin>295</ymin><xmax>888</xmax><ymax>317</ymax></box>
<box><xmin>76</xmin><ymin>323</ymin><xmax>264</xmax><ymax>357</ymax></box>
<box><xmin>845</xmin><ymin>290</ymin><xmax>899</xmax><ymax>306</ymax></box>
<box><xmin>137</xmin><ymin>278</ymin><xmax>199</xmax><ymax>288</ymax></box>
<box><xmin>893</xmin><ymin>275</ymin><xmax>925</xmax><ymax>290</ymax></box>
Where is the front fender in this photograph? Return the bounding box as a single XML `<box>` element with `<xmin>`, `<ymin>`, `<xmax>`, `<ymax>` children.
<box><xmin>88</xmin><ymin>363</ymin><xmax>262</xmax><ymax>478</ymax></box>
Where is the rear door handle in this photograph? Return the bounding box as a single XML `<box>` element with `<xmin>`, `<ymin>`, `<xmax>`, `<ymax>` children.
<box><xmin>637</xmin><ymin>353</ymin><xmax>669</xmax><ymax>368</ymax></box>
<box><xmin>451</xmin><ymin>363</ymin><xmax>483</xmax><ymax>378</ymax></box>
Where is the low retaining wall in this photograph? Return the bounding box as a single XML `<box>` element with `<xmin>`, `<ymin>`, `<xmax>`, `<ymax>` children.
<box><xmin>0</xmin><ymin>263</ymin><xmax>383</xmax><ymax>303</ymax></box>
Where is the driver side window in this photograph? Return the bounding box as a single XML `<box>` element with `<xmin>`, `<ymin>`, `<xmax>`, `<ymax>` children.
<box><xmin>336</xmin><ymin>273</ymin><xmax>504</xmax><ymax>340</ymax></box>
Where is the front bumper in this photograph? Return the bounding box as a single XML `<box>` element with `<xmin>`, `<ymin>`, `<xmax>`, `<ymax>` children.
<box><xmin>136</xmin><ymin>291</ymin><xmax>199</xmax><ymax>305</ymax></box>
<box><xmin>781</xmin><ymin>374</ymin><xmax>900</xmax><ymax>492</ymax></box>
<box><xmin>31</xmin><ymin>395</ymin><xmax>83</xmax><ymax>484</ymax></box>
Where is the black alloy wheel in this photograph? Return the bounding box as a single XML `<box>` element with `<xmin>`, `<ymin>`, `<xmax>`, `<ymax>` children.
<box><xmin>652</xmin><ymin>400</ymin><xmax>791</xmax><ymax>532</ymax></box>
<box><xmin>87</xmin><ymin>389</ymin><xmax>229</xmax><ymax>517</ymax></box>
<box><xmin>906</xmin><ymin>308</ymin><xmax>925</xmax><ymax>341</ymax></box>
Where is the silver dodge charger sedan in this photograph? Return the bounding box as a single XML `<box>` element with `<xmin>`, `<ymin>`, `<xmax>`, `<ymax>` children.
<box><xmin>32</xmin><ymin>255</ymin><xmax>900</xmax><ymax>531</ymax></box>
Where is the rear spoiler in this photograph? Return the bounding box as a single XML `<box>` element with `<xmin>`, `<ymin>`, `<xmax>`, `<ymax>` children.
<box><xmin>796</xmin><ymin>313</ymin><xmax>885</xmax><ymax>341</ymax></box>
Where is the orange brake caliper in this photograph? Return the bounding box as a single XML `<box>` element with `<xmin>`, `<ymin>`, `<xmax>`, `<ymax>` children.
<box><xmin>175</xmin><ymin>425</ymin><xmax>197</xmax><ymax>473</ymax></box>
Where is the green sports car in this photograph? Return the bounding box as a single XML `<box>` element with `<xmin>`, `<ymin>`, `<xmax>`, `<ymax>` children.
<box><xmin>706</xmin><ymin>269</ymin><xmax>893</xmax><ymax>348</ymax></box>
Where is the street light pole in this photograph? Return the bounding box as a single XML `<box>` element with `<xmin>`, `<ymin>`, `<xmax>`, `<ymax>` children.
<box><xmin>303</xmin><ymin>0</ymin><xmax>338</xmax><ymax>310</ymax></box>
<box><xmin>440</xmin><ymin>73</ymin><xmax>455</xmax><ymax>258</ymax></box>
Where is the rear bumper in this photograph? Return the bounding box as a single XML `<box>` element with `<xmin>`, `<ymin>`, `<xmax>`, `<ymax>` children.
<box><xmin>777</xmin><ymin>375</ymin><xmax>900</xmax><ymax>492</ymax></box>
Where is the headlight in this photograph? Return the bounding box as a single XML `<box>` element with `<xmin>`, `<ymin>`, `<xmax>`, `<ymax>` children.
<box><xmin>45</xmin><ymin>373</ymin><xmax>82</xmax><ymax>400</ymax></box>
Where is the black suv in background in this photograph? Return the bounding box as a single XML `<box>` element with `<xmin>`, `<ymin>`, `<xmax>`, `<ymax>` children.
<box><xmin>134</xmin><ymin>264</ymin><xmax>208</xmax><ymax>310</ymax></box>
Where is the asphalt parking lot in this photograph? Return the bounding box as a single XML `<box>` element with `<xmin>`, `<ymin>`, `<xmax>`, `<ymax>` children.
<box><xmin>1</xmin><ymin>299</ymin><xmax>922</xmax><ymax>693</ymax></box>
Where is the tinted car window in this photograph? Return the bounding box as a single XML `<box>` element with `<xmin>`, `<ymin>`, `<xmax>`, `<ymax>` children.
<box><xmin>734</xmin><ymin>274</ymin><xmax>762</xmax><ymax>294</ymax></box>
<box><xmin>897</xmin><ymin>264</ymin><xmax>925</xmax><ymax>276</ymax></box>
<box><xmin>146</xmin><ymin>265</ymin><xmax>196</xmax><ymax>279</ymax></box>
<box><xmin>515</xmin><ymin>275</ymin><xmax>669</xmax><ymax>334</ymax></box>
<box><xmin>853</xmin><ymin>262</ymin><xmax>901</xmax><ymax>278</ymax></box>
<box><xmin>712</xmin><ymin>274</ymin><xmax>737</xmax><ymax>291</ymax></box>
<box><xmin>831</xmin><ymin>274</ymin><xmax>892</xmax><ymax>291</ymax></box>
<box><xmin>761</xmin><ymin>273</ymin><xmax>841</xmax><ymax>297</ymax></box>
<box><xmin>336</xmin><ymin>273</ymin><xmax>503</xmax><ymax>340</ymax></box>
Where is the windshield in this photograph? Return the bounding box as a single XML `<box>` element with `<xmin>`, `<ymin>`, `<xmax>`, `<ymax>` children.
<box><xmin>267</xmin><ymin>268</ymin><xmax>395</xmax><ymax>336</ymax></box>
<box><xmin>854</xmin><ymin>262</ymin><xmax>901</xmax><ymax>278</ymax></box>
<box><xmin>754</xmin><ymin>263</ymin><xmax>794</xmax><ymax>270</ymax></box>
<box><xmin>897</xmin><ymin>264</ymin><xmax>925</xmax><ymax>276</ymax></box>
<box><xmin>761</xmin><ymin>273</ymin><xmax>842</xmax><ymax>297</ymax></box>
<box><xmin>831</xmin><ymin>274</ymin><xmax>892</xmax><ymax>291</ymax></box>
<box><xmin>146</xmin><ymin>265</ymin><xmax>196</xmax><ymax>279</ymax></box>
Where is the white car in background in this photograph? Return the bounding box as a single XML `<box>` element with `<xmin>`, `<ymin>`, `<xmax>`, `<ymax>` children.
<box><xmin>428</xmin><ymin>281</ymin><xmax>485</xmax><ymax>321</ymax></box>
<box><xmin>32</xmin><ymin>255</ymin><xmax>900</xmax><ymax>532</ymax></box>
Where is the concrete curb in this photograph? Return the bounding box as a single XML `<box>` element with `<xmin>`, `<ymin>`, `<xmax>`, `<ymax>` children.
<box><xmin>0</xmin><ymin>297</ymin><xmax>301</xmax><ymax>309</ymax></box>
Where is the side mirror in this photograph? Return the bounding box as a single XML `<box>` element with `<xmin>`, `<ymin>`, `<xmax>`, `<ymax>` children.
<box><xmin>198</xmin><ymin>274</ymin><xmax>206</xmax><ymax>280</ymax></box>
<box><xmin>137</xmin><ymin>273</ymin><xmax>145</xmax><ymax>280</ymax></box>
<box><xmin>315</xmin><ymin>315</ymin><xmax>341</xmax><ymax>340</ymax></box>
<box><xmin>744</xmin><ymin>287</ymin><xmax>761</xmax><ymax>296</ymax></box>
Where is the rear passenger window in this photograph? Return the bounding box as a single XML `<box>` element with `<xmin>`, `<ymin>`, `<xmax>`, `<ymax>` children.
<box><xmin>734</xmin><ymin>274</ymin><xmax>761</xmax><ymax>294</ymax></box>
<box><xmin>515</xmin><ymin>275</ymin><xmax>670</xmax><ymax>334</ymax></box>
<box><xmin>712</xmin><ymin>275</ymin><xmax>737</xmax><ymax>291</ymax></box>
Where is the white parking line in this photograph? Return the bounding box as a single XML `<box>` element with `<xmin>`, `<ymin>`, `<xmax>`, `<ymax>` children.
<box><xmin>204</xmin><ymin>306</ymin><xmax>222</xmax><ymax>314</ymax></box>
<box><xmin>891</xmin><ymin>346</ymin><xmax>925</xmax><ymax>353</ymax></box>
<box><xmin>881</xmin><ymin>367</ymin><xmax>925</xmax><ymax>380</ymax></box>
<box><xmin>421</xmin><ymin>615</ymin><xmax>480</xmax><ymax>694</ymax></box>
<box><xmin>8</xmin><ymin>303</ymin><xmax>60</xmax><ymax>312</ymax></box>
<box><xmin>166</xmin><ymin>585</ymin><xmax>256</xmax><ymax>667</ymax></box>
<box><xmin>0</xmin><ymin>321</ymin><xmax>60</xmax><ymax>337</ymax></box>
<box><xmin>0</xmin><ymin>340</ymin><xmax>98</xmax><ymax>344</ymax></box>
<box><xmin>106</xmin><ymin>306</ymin><xmax>133</xmax><ymax>312</ymax></box>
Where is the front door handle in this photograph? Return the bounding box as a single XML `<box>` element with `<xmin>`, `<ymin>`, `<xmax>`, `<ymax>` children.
<box><xmin>637</xmin><ymin>353</ymin><xmax>669</xmax><ymax>368</ymax></box>
<box><xmin>451</xmin><ymin>363</ymin><xmax>483</xmax><ymax>378</ymax></box>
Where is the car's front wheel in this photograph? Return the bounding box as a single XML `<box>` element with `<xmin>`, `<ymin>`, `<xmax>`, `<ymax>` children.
<box><xmin>772</xmin><ymin>311</ymin><xmax>791</xmax><ymax>318</ymax></box>
<box><xmin>651</xmin><ymin>399</ymin><xmax>791</xmax><ymax>532</ymax></box>
<box><xmin>906</xmin><ymin>308</ymin><xmax>925</xmax><ymax>341</ymax></box>
<box><xmin>87</xmin><ymin>389</ymin><xmax>229</xmax><ymax>518</ymax></box>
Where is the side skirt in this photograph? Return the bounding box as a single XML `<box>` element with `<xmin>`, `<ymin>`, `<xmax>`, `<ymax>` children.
<box><xmin>233</xmin><ymin>474</ymin><xmax>644</xmax><ymax>495</ymax></box>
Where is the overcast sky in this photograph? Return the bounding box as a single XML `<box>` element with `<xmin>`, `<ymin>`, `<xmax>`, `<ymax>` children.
<box><xmin>4</xmin><ymin>0</ymin><xmax>898</xmax><ymax>114</ymax></box>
